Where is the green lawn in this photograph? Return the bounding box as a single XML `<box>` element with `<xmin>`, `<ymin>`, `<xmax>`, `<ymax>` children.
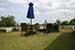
<box><xmin>0</xmin><ymin>32</ymin><xmax>75</xmax><ymax>50</ymax></box>
<box><xmin>0</xmin><ymin>32</ymin><xmax>61</xmax><ymax>50</ymax></box>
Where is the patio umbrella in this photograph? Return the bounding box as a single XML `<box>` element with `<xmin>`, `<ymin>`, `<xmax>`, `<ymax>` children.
<box><xmin>26</xmin><ymin>2</ymin><xmax>34</xmax><ymax>25</ymax></box>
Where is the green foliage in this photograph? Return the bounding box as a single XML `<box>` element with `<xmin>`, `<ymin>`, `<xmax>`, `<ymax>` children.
<box><xmin>60</xmin><ymin>18</ymin><xmax>75</xmax><ymax>25</ymax></box>
<box><xmin>0</xmin><ymin>15</ymin><xmax>16</xmax><ymax>27</ymax></box>
<box><xmin>69</xmin><ymin>18</ymin><xmax>75</xmax><ymax>25</ymax></box>
<box><xmin>56</xmin><ymin>19</ymin><xmax>61</xmax><ymax>25</ymax></box>
<box><xmin>61</xmin><ymin>21</ymin><xmax>69</xmax><ymax>25</ymax></box>
<box><xmin>55</xmin><ymin>18</ymin><xmax>75</xmax><ymax>25</ymax></box>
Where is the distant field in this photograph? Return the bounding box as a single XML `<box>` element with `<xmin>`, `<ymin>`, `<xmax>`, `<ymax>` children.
<box><xmin>0</xmin><ymin>32</ymin><xmax>61</xmax><ymax>50</ymax></box>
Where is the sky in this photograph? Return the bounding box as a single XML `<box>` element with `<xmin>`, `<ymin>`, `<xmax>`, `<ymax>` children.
<box><xmin>0</xmin><ymin>0</ymin><xmax>75</xmax><ymax>24</ymax></box>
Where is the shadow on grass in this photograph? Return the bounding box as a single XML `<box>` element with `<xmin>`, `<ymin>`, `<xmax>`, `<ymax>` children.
<box><xmin>21</xmin><ymin>31</ymin><xmax>37</xmax><ymax>37</ymax></box>
<box><xmin>44</xmin><ymin>32</ymin><xmax>75</xmax><ymax>50</ymax></box>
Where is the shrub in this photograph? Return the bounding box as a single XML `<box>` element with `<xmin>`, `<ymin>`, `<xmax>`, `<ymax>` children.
<box><xmin>0</xmin><ymin>29</ymin><xmax>6</xmax><ymax>32</ymax></box>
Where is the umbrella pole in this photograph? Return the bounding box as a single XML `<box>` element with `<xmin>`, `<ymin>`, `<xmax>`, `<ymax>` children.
<box><xmin>30</xmin><ymin>19</ymin><xmax>32</xmax><ymax>32</ymax></box>
<box><xmin>30</xmin><ymin>19</ymin><xmax>32</xmax><ymax>25</ymax></box>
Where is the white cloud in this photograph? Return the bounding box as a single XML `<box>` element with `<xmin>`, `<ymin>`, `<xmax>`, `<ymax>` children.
<box><xmin>8</xmin><ymin>0</ymin><xmax>27</xmax><ymax>4</ymax></box>
<box><xmin>0</xmin><ymin>0</ymin><xmax>75</xmax><ymax>24</ymax></box>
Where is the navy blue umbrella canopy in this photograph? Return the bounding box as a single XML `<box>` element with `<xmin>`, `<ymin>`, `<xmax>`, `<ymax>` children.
<box><xmin>27</xmin><ymin>2</ymin><xmax>34</xmax><ymax>19</ymax></box>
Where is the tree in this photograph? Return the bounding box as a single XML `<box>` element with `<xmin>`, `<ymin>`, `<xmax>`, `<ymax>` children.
<box><xmin>0</xmin><ymin>16</ymin><xmax>6</xmax><ymax>27</ymax></box>
<box><xmin>5</xmin><ymin>15</ymin><xmax>16</xmax><ymax>27</ymax></box>
<box><xmin>69</xmin><ymin>18</ymin><xmax>75</xmax><ymax>25</ymax></box>
<box><xmin>0</xmin><ymin>15</ymin><xmax>16</xmax><ymax>27</ymax></box>
<box><xmin>56</xmin><ymin>19</ymin><xmax>61</xmax><ymax>25</ymax></box>
<box><xmin>61</xmin><ymin>21</ymin><xmax>69</xmax><ymax>25</ymax></box>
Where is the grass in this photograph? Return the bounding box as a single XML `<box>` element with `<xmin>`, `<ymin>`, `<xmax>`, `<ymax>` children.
<box><xmin>0</xmin><ymin>32</ymin><xmax>61</xmax><ymax>50</ymax></box>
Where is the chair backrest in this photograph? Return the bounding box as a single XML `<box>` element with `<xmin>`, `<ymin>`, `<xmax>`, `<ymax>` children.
<box><xmin>21</xmin><ymin>23</ymin><xmax>27</xmax><ymax>31</ymax></box>
<box><xmin>46</xmin><ymin>23</ymin><xmax>52</xmax><ymax>32</ymax></box>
